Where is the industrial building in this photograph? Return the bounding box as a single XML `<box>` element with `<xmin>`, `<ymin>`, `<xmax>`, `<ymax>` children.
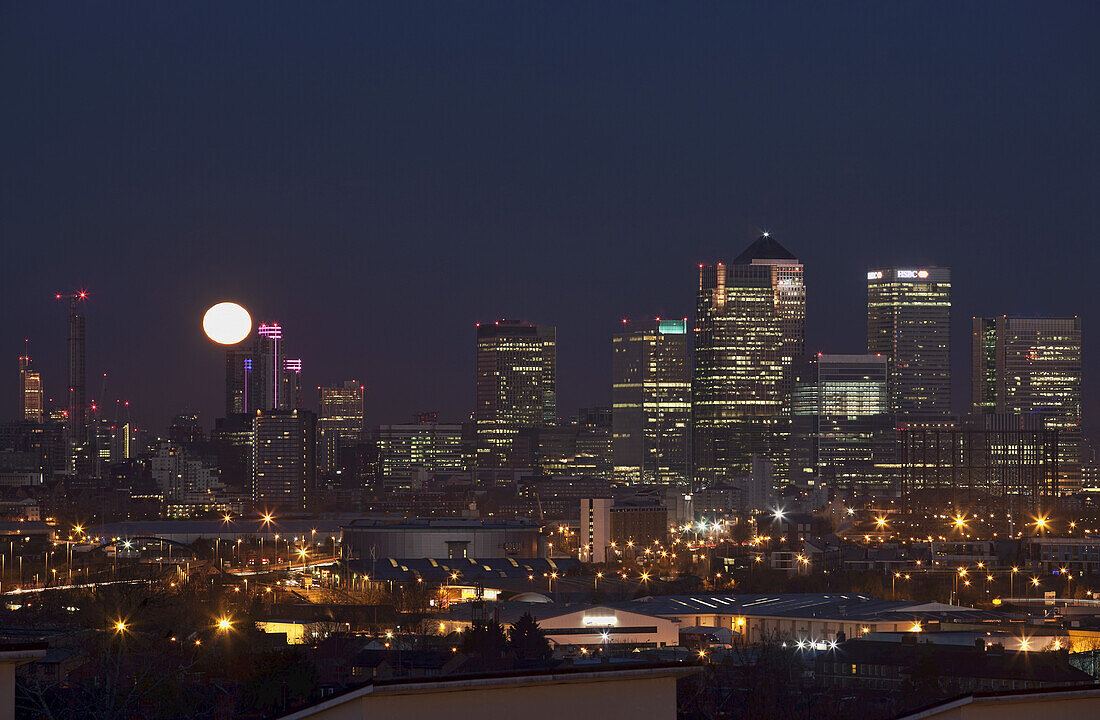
<box><xmin>340</xmin><ymin>517</ymin><xmax>544</xmax><ymax>560</ymax></box>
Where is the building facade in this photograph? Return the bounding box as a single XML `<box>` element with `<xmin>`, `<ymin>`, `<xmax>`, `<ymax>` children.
<box><xmin>612</xmin><ymin>319</ymin><xmax>691</xmax><ymax>485</ymax></box>
<box><xmin>971</xmin><ymin>316</ymin><xmax>1082</xmax><ymax>491</ymax></box>
<box><xmin>376</xmin><ymin>418</ymin><xmax>465</xmax><ymax>490</ymax></box>
<box><xmin>341</xmin><ymin>517</ymin><xmax>544</xmax><ymax>560</ymax></box>
<box><xmin>317</xmin><ymin>381</ymin><xmax>365</xmax><ymax>474</ymax></box>
<box><xmin>867</xmin><ymin>267</ymin><xmax>951</xmax><ymax>416</ymax></box>
<box><xmin>694</xmin><ymin>234</ymin><xmax>805</xmax><ymax>485</ymax></box>
<box><xmin>475</xmin><ymin>322</ymin><xmax>557</xmax><ymax>467</ymax></box>
<box><xmin>251</xmin><ymin>409</ymin><xmax>317</xmax><ymax>512</ymax></box>
<box><xmin>18</xmin><ymin>355</ymin><xmax>43</xmax><ymax>424</ymax></box>
<box><xmin>151</xmin><ymin>442</ymin><xmax>220</xmax><ymax>501</ymax></box>
<box><xmin>225</xmin><ymin>324</ymin><xmax>303</xmax><ymax>416</ymax></box>
<box><xmin>790</xmin><ymin>354</ymin><xmax>892</xmax><ymax>490</ymax></box>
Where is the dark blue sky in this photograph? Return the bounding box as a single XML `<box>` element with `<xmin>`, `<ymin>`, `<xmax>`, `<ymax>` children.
<box><xmin>2</xmin><ymin>2</ymin><xmax>1098</xmax><ymax>436</ymax></box>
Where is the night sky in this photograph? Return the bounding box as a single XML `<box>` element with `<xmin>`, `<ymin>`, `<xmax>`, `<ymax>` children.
<box><xmin>2</xmin><ymin>2</ymin><xmax>1098</xmax><ymax>439</ymax></box>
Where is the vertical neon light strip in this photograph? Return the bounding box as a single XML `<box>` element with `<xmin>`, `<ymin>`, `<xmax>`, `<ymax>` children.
<box><xmin>243</xmin><ymin>358</ymin><xmax>252</xmax><ymax>413</ymax></box>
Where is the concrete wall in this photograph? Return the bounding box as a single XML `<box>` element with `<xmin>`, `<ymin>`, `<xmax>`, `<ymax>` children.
<box><xmin>900</xmin><ymin>692</ymin><xmax>1100</xmax><ymax>720</ymax></box>
<box><xmin>282</xmin><ymin>669</ymin><xmax>686</xmax><ymax>720</ymax></box>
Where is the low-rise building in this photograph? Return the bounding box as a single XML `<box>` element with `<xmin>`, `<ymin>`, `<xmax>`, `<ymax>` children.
<box><xmin>341</xmin><ymin>517</ymin><xmax>544</xmax><ymax>560</ymax></box>
<box><xmin>1026</xmin><ymin>536</ymin><xmax>1100</xmax><ymax>574</ymax></box>
<box><xmin>437</xmin><ymin>603</ymin><xmax>680</xmax><ymax>651</ymax></box>
<box><xmin>630</xmin><ymin>594</ymin><xmax>1004</xmax><ymax>645</ymax></box>
<box><xmin>817</xmin><ymin>637</ymin><xmax>1094</xmax><ymax>693</ymax></box>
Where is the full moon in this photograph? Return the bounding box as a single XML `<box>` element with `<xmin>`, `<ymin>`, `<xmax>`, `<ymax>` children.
<box><xmin>203</xmin><ymin>302</ymin><xmax>252</xmax><ymax>345</ymax></box>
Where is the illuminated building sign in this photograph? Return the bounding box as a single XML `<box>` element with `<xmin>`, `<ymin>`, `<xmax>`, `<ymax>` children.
<box><xmin>582</xmin><ymin>615</ymin><xmax>618</xmax><ymax>626</ymax></box>
<box><xmin>896</xmin><ymin>269</ymin><xmax>930</xmax><ymax>279</ymax></box>
<box><xmin>658</xmin><ymin>320</ymin><xmax>687</xmax><ymax>335</ymax></box>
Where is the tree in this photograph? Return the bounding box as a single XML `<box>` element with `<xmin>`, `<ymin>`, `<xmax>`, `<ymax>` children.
<box><xmin>460</xmin><ymin>619</ymin><xmax>508</xmax><ymax>658</ymax></box>
<box><xmin>235</xmin><ymin>649</ymin><xmax>319</xmax><ymax>718</ymax></box>
<box><xmin>508</xmin><ymin>612</ymin><xmax>551</xmax><ymax>660</ymax></box>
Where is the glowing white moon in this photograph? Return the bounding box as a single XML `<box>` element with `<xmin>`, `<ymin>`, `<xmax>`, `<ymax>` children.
<box><xmin>203</xmin><ymin>302</ymin><xmax>252</xmax><ymax>345</ymax></box>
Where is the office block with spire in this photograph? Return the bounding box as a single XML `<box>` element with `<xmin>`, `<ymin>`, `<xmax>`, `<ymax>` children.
<box><xmin>693</xmin><ymin>233</ymin><xmax>805</xmax><ymax>484</ymax></box>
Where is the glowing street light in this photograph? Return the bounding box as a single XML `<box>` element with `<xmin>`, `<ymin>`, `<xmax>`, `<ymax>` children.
<box><xmin>113</xmin><ymin>620</ymin><xmax>128</xmax><ymax>633</ymax></box>
<box><xmin>217</xmin><ymin>617</ymin><xmax>233</xmax><ymax>631</ymax></box>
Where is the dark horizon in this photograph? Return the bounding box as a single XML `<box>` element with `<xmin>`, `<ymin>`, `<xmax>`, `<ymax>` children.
<box><xmin>3</xmin><ymin>2</ymin><xmax>1098</xmax><ymax>439</ymax></box>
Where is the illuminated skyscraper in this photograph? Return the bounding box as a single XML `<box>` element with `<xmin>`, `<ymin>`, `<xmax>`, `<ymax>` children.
<box><xmin>18</xmin><ymin>354</ymin><xmax>43</xmax><ymax>423</ymax></box>
<box><xmin>256</xmin><ymin>323</ymin><xmax>283</xmax><ymax>410</ymax></box>
<box><xmin>790</xmin><ymin>354</ymin><xmax>891</xmax><ymax>489</ymax></box>
<box><xmin>693</xmin><ymin>233</ymin><xmax>805</xmax><ymax>484</ymax></box>
<box><xmin>224</xmin><ymin>347</ymin><xmax>255</xmax><ymax>415</ymax></box>
<box><xmin>971</xmin><ymin>316</ymin><xmax>1082</xmax><ymax>491</ymax></box>
<box><xmin>612</xmin><ymin>318</ymin><xmax>691</xmax><ymax>485</ymax></box>
<box><xmin>282</xmin><ymin>358</ymin><xmax>303</xmax><ymax>409</ymax></box>
<box><xmin>318</xmin><ymin>381</ymin><xmax>365</xmax><ymax>473</ymax></box>
<box><xmin>225</xmin><ymin>324</ymin><xmax>300</xmax><ymax>414</ymax></box>
<box><xmin>251</xmin><ymin>409</ymin><xmax>316</xmax><ymax>512</ymax></box>
<box><xmin>867</xmin><ymin>267</ymin><xmax>951</xmax><ymax>415</ymax></box>
<box><xmin>475</xmin><ymin>321</ymin><xmax>556</xmax><ymax>467</ymax></box>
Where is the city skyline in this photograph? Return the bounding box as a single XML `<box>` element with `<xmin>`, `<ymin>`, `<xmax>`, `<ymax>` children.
<box><xmin>3</xmin><ymin>6</ymin><xmax>1100</xmax><ymax>718</ymax></box>
<box><xmin>3</xmin><ymin>3</ymin><xmax>1097</xmax><ymax>438</ymax></box>
<box><xmin>3</xmin><ymin>244</ymin><xmax>1091</xmax><ymax>441</ymax></box>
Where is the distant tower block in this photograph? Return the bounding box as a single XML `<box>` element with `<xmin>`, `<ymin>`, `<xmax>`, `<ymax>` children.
<box><xmin>56</xmin><ymin>291</ymin><xmax>88</xmax><ymax>468</ymax></box>
<box><xmin>257</xmin><ymin>323</ymin><xmax>283</xmax><ymax>410</ymax></box>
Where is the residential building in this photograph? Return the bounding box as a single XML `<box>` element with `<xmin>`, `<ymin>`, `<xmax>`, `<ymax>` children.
<box><xmin>151</xmin><ymin>442</ymin><xmax>220</xmax><ymax>501</ymax></box>
<box><xmin>18</xmin><ymin>355</ymin><xmax>43</xmax><ymax>423</ymax></box>
<box><xmin>579</xmin><ymin>498</ymin><xmax>668</xmax><ymax>562</ymax></box>
<box><xmin>251</xmin><ymin>409</ymin><xmax>316</xmax><ymax>512</ymax></box>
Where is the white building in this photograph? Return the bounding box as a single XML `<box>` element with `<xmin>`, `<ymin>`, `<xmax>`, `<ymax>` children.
<box><xmin>150</xmin><ymin>443</ymin><xmax>220</xmax><ymax>501</ymax></box>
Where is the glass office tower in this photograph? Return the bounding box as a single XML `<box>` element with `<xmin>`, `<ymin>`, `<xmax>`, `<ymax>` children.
<box><xmin>612</xmin><ymin>318</ymin><xmax>691</xmax><ymax>485</ymax></box>
<box><xmin>790</xmin><ymin>354</ymin><xmax>891</xmax><ymax>490</ymax></box>
<box><xmin>971</xmin><ymin>316</ymin><xmax>1082</xmax><ymax>492</ymax></box>
<box><xmin>867</xmin><ymin>267</ymin><xmax>951</xmax><ymax>416</ymax></box>
<box><xmin>694</xmin><ymin>234</ymin><xmax>805</xmax><ymax>484</ymax></box>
